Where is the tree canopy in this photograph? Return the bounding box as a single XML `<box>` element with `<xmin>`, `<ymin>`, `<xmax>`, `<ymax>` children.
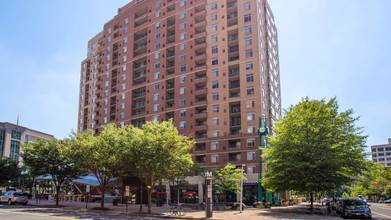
<box><xmin>213</xmin><ymin>163</ymin><xmax>247</xmax><ymax>202</ymax></box>
<box><xmin>22</xmin><ymin>138</ymin><xmax>83</xmax><ymax>206</ymax></box>
<box><xmin>263</xmin><ymin>97</ymin><xmax>368</xmax><ymax>211</ymax></box>
<box><xmin>0</xmin><ymin>157</ymin><xmax>19</xmax><ymax>186</ymax></box>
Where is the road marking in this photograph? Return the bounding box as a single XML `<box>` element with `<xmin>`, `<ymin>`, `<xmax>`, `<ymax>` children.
<box><xmin>0</xmin><ymin>210</ymin><xmax>76</xmax><ymax>220</ymax></box>
<box><xmin>372</xmin><ymin>211</ymin><xmax>391</xmax><ymax>219</ymax></box>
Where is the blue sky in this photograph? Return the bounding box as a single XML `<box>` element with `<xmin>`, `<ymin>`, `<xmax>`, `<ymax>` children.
<box><xmin>0</xmin><ymin>0</ymin><xmax>390</xmax><ymax>151</ymax></box>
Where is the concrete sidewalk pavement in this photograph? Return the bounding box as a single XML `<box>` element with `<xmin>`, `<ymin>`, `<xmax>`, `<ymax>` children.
<box><xmin>26</xmin><ymin>199</ymin><xmax>340</xmax><ymax>219</ymax></box>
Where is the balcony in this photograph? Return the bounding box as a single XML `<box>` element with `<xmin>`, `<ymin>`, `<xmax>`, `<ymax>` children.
<box><xmin>134</xmin><ymin>16</ymin><xmax>148</xmax><ymax>28</ymax></box>
<box><xmin>195</xmin><ymin>143</ymin><xmax>206</xmax><ymax>151</ymax></box>
<box><xmin>167</xmin><ymin>61</ymin><xmax>175</xmax><ymax>69</ymax></box>
<box><xmin>166</xmin><ymin>83</ymin><xmax>175</xmax><ymax>90</ymax></box>
<box><xmin>133</xmin><ymin>61</ymin><xmax>147</xmax><ymax>71</ymax></box>
<box><xmin>133</xmin><ymin>71</ymin><xmax>146</xmax><ymax>80</ymax></box>
<box><xmin>227</xmin><ymin>12</ymin><xmax>238</xmax><ymax>19</ymax></box>
<box><xmin>227</xmin><ymin>2</ymin><xmax>237</xmax><ymax>9</ymax></box>
<box><xmin>133</xmin><ymin>91</ymin><xmax>146</xmax><ymax>99</ymax></box>
<box><xmin>228</xmin><ymin>35</ymin><xmax>238</xmax><ymax>42</ymax></box>
<box><xmin>134</xmin><ymin>32</ymin><xmax>147</xmax><ymax>42</ymax></box>
<box><xmin>229</xmin><ymin>69</ymin><xmax>240</xmax><ymax>77</ymax></box>
<box><xmin>230</xmin><ymin>106</ymin><xmax>241</xmax><ymax>114</ymax></box>
<box><xmin>230</xmin><ymin>81</ymin><xmax>240</xmax><ymax>89</ymax></box>
<box><xmin>132</xmin><ymin>101</ymin><xmax>146</xmax><ymax>109</ymax></box>
<box><xmin>166</xmin><ymin>93</ymin><xmax>175</xmax><ymax>101</ymax></box>
<box><xmin>134</xmin><ymin>42</ymin><xmax>147</xmax><ymax>51</ymax></box>
<box><xmin>229</xmin><ymin>46</ymin><xmax>239</xmax><ymax>54</ymax></box>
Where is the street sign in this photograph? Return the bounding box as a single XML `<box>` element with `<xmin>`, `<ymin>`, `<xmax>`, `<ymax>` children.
<box><xmin>205</xmin><ymin>172</ymin><xmax>213</xmax><ymax>218</ymax></box>
<box><xmin>125</xmin><ymin>185</ymin><xmax>130</xmax><ymax>197</ymax></box>
<box><xmin>36</xmin><ymin>184</ymin><xmax>39</xmax><ymax>191</ymax></box>
<box><xmin>86</xmin><ymin>185</ymin><xmax>90</xmax><ymax>193</ymax></box>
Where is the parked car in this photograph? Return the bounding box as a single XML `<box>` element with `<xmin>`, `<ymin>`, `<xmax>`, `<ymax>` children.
<box><xmin>384</xmin><ymin>199</ymin><xmax>391</xmax><ymax>204</ymax></box>
<box><xmin>339</xmin><ymin>198</ymin><xmax>372</xmax><ymax>219</ymax></box>
<box><xmin>0</xmin><ymin>191</ymin><xmax>28</xmax><ymax>205</ymax></box>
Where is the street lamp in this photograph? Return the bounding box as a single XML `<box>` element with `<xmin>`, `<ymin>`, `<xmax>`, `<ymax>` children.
<box><xmin>240</xmin><ymin>164</ymin><xmax>246</xmax><ymax>213</ymax></box>
<box><xmin>21</xmin><ymin>170</ymin><xmax>29</xmax><ymax>192</ymax></box>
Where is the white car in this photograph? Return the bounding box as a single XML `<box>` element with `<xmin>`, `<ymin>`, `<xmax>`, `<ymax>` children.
<box><xmin>0</xmin><ymin>191</ymin><xmax>28</xmax><ymax>205</ymax></box>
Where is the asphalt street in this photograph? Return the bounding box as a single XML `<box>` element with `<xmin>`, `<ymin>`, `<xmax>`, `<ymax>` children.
<box><xmin>369</xmin><ymin>202</ymin><xmax>391</xmax><ymax>220</ymax></box>
<box><xmin>0</xmin><ymin>204</ymin><xmax>168</xmax><ymax>220</ymax></box>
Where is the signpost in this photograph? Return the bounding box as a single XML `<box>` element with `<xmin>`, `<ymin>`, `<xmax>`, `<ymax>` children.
<box><xmin>36</xmin><ymin>184</ymin><xmax>39</xmax><ymax>204</ymax></box>
<box><xmin>205</xmin><ymin>172</ymin><xmax>213</xmax><ymax>218</ymax></box>
<box><xmin>86</xmin><ymin>185</ymin><xmax>90</xmax><ymax>209</ymax></box>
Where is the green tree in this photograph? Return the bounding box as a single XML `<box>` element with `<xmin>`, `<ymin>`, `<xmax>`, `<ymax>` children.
<box><xmin>213</xmin><ymin>163</ymin><xmax>247</xmax><ymax>203</ymax></box>
<box><xmin>69</xmin><ymin>124</ymin><xmax>124</xmax><ymax>209</ymax></box>
<box><xmin>263</xmin><ymin>98</ymin><xmax>368</xmax><ymax>212</ymax></box>
<box><xmin>22</xmin><ymin>138</ymin><xmax>83</xmax><ymax>206</ymax></box>
<box><xmin>0</xmin><ymin>157</ymin><xmax>19</xmax><ymax>187</ymax></box>
<box><xmin>121</xmin><ymin>120</ymin><xmax>194</xmax><ymax>214</ymax></box>
<box><xmin>350</xmin><ymin>185</ymin><xmax>368</xmax><ymax>197</ymax></box>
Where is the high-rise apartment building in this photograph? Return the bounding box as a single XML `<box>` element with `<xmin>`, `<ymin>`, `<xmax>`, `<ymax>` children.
<box><xmin>0</xmin><ymin>122</ymin><xmax>54</xmax><ymax>164</ymax></box>
<box><xmin>371</xmin><ymin>138</ymin><xmax>391</xmax><ymax>166</ymax></box>
<box><xmin>78</xmin><ymin>0</ymin><xmax>281</xmax><ymax>177</ymax></box>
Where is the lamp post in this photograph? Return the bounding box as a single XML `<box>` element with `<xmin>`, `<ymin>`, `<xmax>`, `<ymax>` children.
<box><xmin>258</xmin><ymin>116</ymin><xmax>268</xmax><ymax>202</ymax></box>
<box><xmin>240</xmin><ymin>164</ymin><xmax>246</xmax><ymax>213</ymax></box>
<box><xmin>21</xmin><ymin>170</ymin><xmax>29</xmax><ymax>192</ymax></box>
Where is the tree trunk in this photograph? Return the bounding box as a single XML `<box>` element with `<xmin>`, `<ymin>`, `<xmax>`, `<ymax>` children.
<box><xmin>55</xmin><ymin>184</ymin><xmax>60</xmax><ymax>206</ymax></box>
<box><xmin>310</xmin><ymin>192</ymin><xmax>314</xmax><ymax>213</ymax></box>
<box><xmin>147</xmin><ymin>188</ymin><xmax>152</xmax><ymax>214</ymax></box>
<box><xmin>101</xmin><ymin>186</ymin><xmax>105</xmax><ymax>209</ymax></box>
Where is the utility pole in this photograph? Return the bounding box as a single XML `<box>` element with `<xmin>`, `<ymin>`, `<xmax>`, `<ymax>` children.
<box><xmin>257</xmin><ymin>116</ymin><xmax>268</xmax><ymax>202</ymax></box>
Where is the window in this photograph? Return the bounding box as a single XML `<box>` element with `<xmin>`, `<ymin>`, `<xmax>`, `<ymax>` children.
<box><xmin>212</xmin><ymin>81</ymin><xmax>219</xmax><ymax>89</ymax></box>
<box><xmin>105</xmin><ymin>81</ymin><xmax>109</xmax><ymax>87</ymax></box>
<box><xmin>122</xmin><ymin>74</ymin><xmax>126</xmax><ymax>80</ymax></box>
<box><xmin>180</xmin><ymin>87</ymin><xmax>186</xmax><ymax>94</ymax></box>
<box><xmin>180</xmin><ymin>32</ymin><xmax>186</xmax><ymax>40</ymax></box>
<box><xmin>211</xmin><ymin>24</ymin><xmax>218</xmax><ymax>32</ymax></box>
<box><xmin>247</xmin><ymin>138</ymin><xmax>255</xmax><ymax>147</ymax></box>
<box><xmin>106</xmin><ymin>64</ymin><xmax>110</xmax><ymax>70</ymax></box>
<box><xmin>180</xmin><ymin>76</ymin><xmax>186</xmax><ymax>83</ymax></box>
<box><xmin>212</xmin><ymin>117</ymin><xmax>220</xmax><ymax>125</ymax></box>
<box><xmin>123</xmin><ymin>37</ymin><xmax>128</xmax><ymax>43</ymax></box>
<box><xmin>247</xmin><ymin>165</ymin><xmax>256</xmax><ymax>174</ymax></box>
<box><xmin>212</xmin><ymin>58</ymin><xmax>218</xmax><ymax>65</ymax></box>
<box><xmin>9</xmin><ymin>140</ymin><xmax>20</xmax><ymax>161</ymax></box>
<box><xmin>120</xmin><ymin>112</ymin><xmax>125</xmax><ymax>119</ymax></box>
<box><xmin>154</xmin><ymin>104</ymin><xmax>159</xmax><ymax>111</ymax></box>
<box><xmin>246</xmin><ymin>74</ymin><xmax>254</xmax><ymax>82</ymax></box>
<box><xmin>212</xmin><ymin>104</ymin><xmax>219</xmax><ymax>112</ymax></box>
<box><xmin>124</xmin><ymin>18</ymin><xmax>129</xmax><ymax>24</ymax></box>
<box><xmin>179</xmin><ymin>121</ymin><xmax>186</xmax><ymax>129</ymax></box>
<box><xmin>11</xmin><ymin>130</ymin><xmax>21</xmax><ymax>140</ymax></box>
<box><xmin>121</xmin><ymin>93</ymin><xmax>125</xmax><ymax>100</ymax></box>
<box><xmin>243</xmin><ymin>2</ymin><xmax>251</xmax><ymax>11</ymax></box>
<box><xmin>180</xmin><ymin>54</ymin><xmax>186</xmax><ymax>61</ymax></box>
<box><xmin>211</xmin><ymin>2</ymin><xmax>217</xmax><ymax>10</ymax></box>
<box><xmin>212</xmin><ymin>92</ymin><xmax>219</xmax><ymax>100</ymax></box>
<box><xmin>156</xmin><ymin>10</ymin><xmax>161</xmax><ymax>18</ymax></box>
<box><xmin>180</xmin><ymin>43</ymin><xmax>186</xmax><ymax>50</ymax></box>
<box><xmin>122</xmin><ymin>55</ymin><xmax>127</xmax><ymax>62</ymax></box>
<box><xmin>379</xmin><ymin>148</ymin><xmax>385</xmax><ymax>151</ymax></box>
<box><xmin>154</xmin><ymin>93</ymin><xmax>160</xmax><ymax>100</ymax></box>
<box><xmin>247</xmin><ymin>112</ymin><xmax>255</xmax><ymax>121</ymax></box>
<box><xmin>211</xmin><ymin>46</ymin><xmax>218</xmax><ymax>54</ymax></box>
<box><xmin>244</xmin><ymin>14</ymin><xmax>251</xmax><ymax>22</ymax></box>
<box><xmin>156</xmin><ymin>1</ymin><xmax>161</xmax><ymax>8</ymax></box>
<box><xmin>245</xmin><ymin>49</ymin><xmax>253</xmax><ymax>58</ymax></box>
<box><xmin>180</xmin><ymin>0</ymin><xmax>186</xmax><ymax>7</ymax></box>
<box><xmin>107</xmin><ymin>46</ymin><xmax>110</xmax><ymax>52</ymax></box>
<box><xmin>262</xmin><ymin>101</ymin><xmax>266</xmax><ymax>109</ymax></box>
<box><xmin>154</xmin><ymin>72</ymin><xmax>160</xmax><ymax>79</ymax></box>
<box><xmin>154</xmin><ymin>83</ymin><xmax>160</xmax><ymax>90</ymax></box>
<box><xmin>247</xmin><ymin>86</ymin><xmax>254</xmax><ymax>95</ymax></box>
<box><xmin>180</xmin><ymin>110</ymin><xmax>186</xmax><ymax>117</ymax></box>
<box><xmin>155</xmin><ymin>32</ymin><xmax>161</xmax><ymax>39</ymax></box>
<box><xmin>245</xmin><ymin>61</ymin><xmax>254</xmax><ymax>70</ymax></box>
<box><xmin>244</xmin><ymin>25</ymin><xmax>252</xmax><ymax>34</ymax></box>
<box><xmin>120</xmin><ymin>122</ymin><xmax>124</xmax><ymax>128</ymax></box>
<box><xmin>211</xmin><ymin>155</ymin><xmax>219</xmax><ymax>163</ymax></box>
<box><xmin>180</xmin><ymin>11</ymin><xmax>186</xmax><ymax>19</ymax></box>
<box><xmin>180</xmin><ymin>98</ymin><xmax>186</xmax><ymax>106</ymax></box>
<box><xmin>211</xmin><ymin>142</ymin><xmax>219</xmax><ymax>150</ymax></box>
<box><xmin>105</xmin><ymin>72</ymin><xmax>109</xmax><ymax>78</ymax></box>
<box><xmin>155</xmin><ymin>62</ymin><xmax>160</xmax><ymax>69</ymax></box>
<box><xmin>180</xmin><ymin>64</ymin><xmax>186</xmax><ymax>72</ymax></box>
<box><xmin>124</xmin><ymin>27</ymin><xmax>128</xmax><ymax>33</ymax></box>
<box><xmin>155</xmin><ymin>41</ymin><xmax>161</xmax><ymax>49</ymax></box>
<box><xmin>155</xmin><ymin>22</ymin><xmax>161</xmax><ymax>29</ymax></box>
<box><xmin>123</xmin><ymin>46</ymin><xmax>127</xmax><ymax>52</ymax></box>
<box><xmin>212</xmin><ymin>130</ymin><xmax>220</xmax><ymax>137</ymax></box>
<box><xmin>104</xmin><ymin>99</ymin><xmax>108</xmax><ymax>105</ymax></box>
<box><xmin>104</xmin><ymin>90</ymin><xmax>108</xmax><ymax>96</ymax></box>
<box><xmin>154</xmin><ymin>51</ymin><xmax>160</xmax><ymax>59</ymax></box>
<box><xmin>247</xmin><ymin>125</ymin><xmax>256</xmax><ymax>133</ymax></box>
<box><xmin>211</xmin><ymin>13</ymin><xmax>217</xmax><ymax>21</ymax></box>
<box><xmin>122</xmin><ymin>65</ymin><xmax>126</xmax><ymax>71</ymax></box>
<box><xmin>154</xmin><ymin>115</ymin><xmax>159</xmax><ymax>121</ymax></box>
<box><xmin>107</xmin><ymin>28</ymin><xmax>111</xmax><ymax>34</ymax></box>
<box><xmin>104</xmin><ymin>108</ymin><xmax>108</xmax><ymax>114</ymax></box>
<box><xmin>212</xmin><ymin>69</ymin><xmax>219</xmax><ymax>77</ymax></box>
<box><xmin>379</xmin><ymin>153</ymin><xmax>385</xmax><ymax>156</ymax></box>
<box><xmin>120</xmin><ymin>102</ymin><xmax>125</xmax><ymax>109</ymax></box>
<box><xmin>247</xmin><ymin>152</ymin><xmax>256</xmax><ymax>160</ymax></box>
<box><xmin>211</xmin><ymin>34</ymin><xmax>218</xmax><ymax>43</ymax></box>
<box><xmin>180</xmin><ymin>22</ymin><xmax>186</xmax><ymax>29</ymax></box>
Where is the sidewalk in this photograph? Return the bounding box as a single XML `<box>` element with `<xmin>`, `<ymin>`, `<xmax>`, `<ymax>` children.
<box><xmin>27</xmin><ymin>199</ymin><xmax>340</xmax><ymax>219</ymax></box>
